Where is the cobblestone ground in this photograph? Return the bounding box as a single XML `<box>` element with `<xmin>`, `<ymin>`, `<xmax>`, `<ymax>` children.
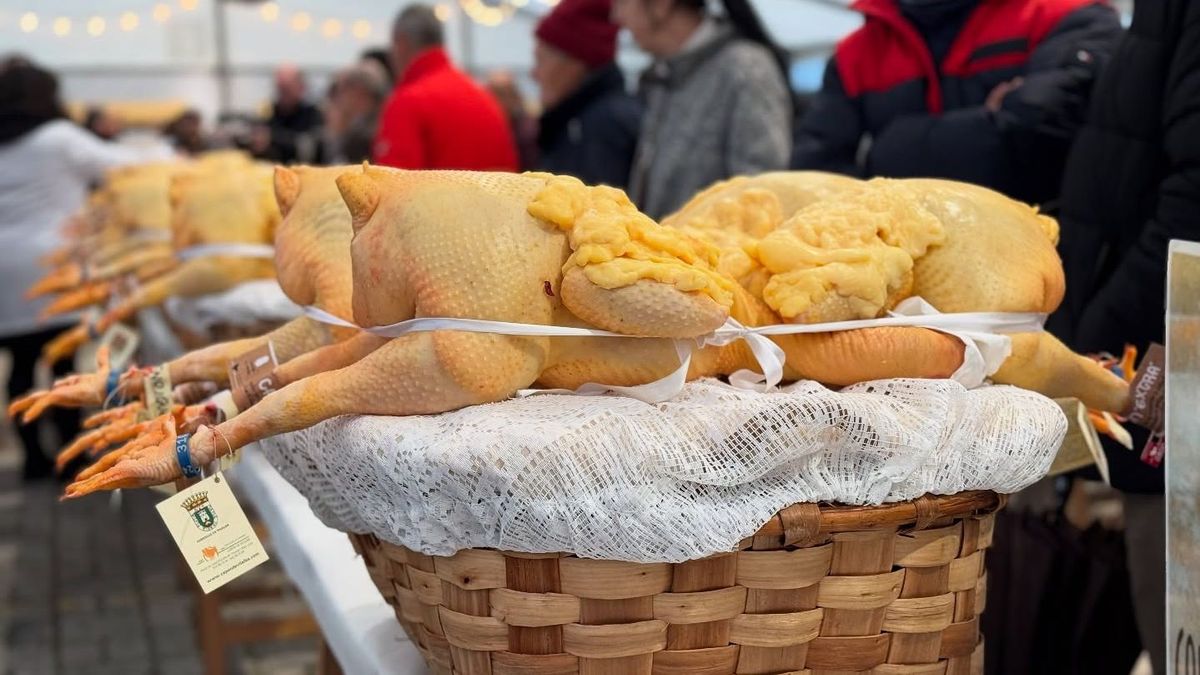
<box><xmin>0</xmin><ymin>348</ymin><xmax>319</xmax><ymax>675</ymax></box>
<box><xmin>0</xmin><ymin>462</ymin><xmax>203</xmax><ymax>675</ymax></box>
<box><xmin>0</xmin><ymin>445</ymin><xmax>318</xmax><ymax>675</ymax></box>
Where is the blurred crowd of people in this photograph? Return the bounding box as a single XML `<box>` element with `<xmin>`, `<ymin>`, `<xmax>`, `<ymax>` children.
<box><xmin>2</xmin><ymin>0</ymin><xmax>1199</xmax><ymax>669</ymax></box>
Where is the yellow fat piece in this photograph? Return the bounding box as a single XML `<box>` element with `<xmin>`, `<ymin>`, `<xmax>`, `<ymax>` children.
<box><xmin>756</xmin><ymin>180</ymin><xmax>946</xmax><ymax>321</ymax></box>
<box><xmin>528</xmin><ymin>176</ymin><xmax>736</xmax><ymax>309</ymax></box>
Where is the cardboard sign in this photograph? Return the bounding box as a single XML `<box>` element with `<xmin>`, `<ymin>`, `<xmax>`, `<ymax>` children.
<box><xmin>1124</xmin><ymin>342</ymin><xmax>1166</xmax><ymax>434</ymax></box>
<box><xmin>156</xmin><ymin>473</ymin><xmax>268</xmax><ymax>594</ymax></box>
<box><xmin>1050</xmin><ymin>398</ymin><xmax>1110</xmax><ymax>484</ymax></box>
<box><xmin>227</xmin><ymin>342</ymin><xmax>279</xmax><ymax>412</ymax></box>
<box><xmin>143</xmin><ymin>365</ymin><xmax>173</xmax><ymax>418</ymax></box>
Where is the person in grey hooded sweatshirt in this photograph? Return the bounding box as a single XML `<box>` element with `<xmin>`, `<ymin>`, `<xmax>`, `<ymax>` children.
<box><xmin>614</xmin><ymin>0</ymin><xmax>792</xmax><ymax>218</ymax></box>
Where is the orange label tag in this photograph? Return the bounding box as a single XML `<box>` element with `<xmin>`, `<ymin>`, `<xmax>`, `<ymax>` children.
<box><xmin>227</xmin><ymin>342</ymin><xmax>279</xmax><ymax>412</ymax></box>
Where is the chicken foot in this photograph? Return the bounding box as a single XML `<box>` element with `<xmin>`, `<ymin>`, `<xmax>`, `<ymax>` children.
<box><xmin>95</xmin><ymin>255</ymin><xmax>274</xmax><ymax>332</ymax></box>
<box><xmin>63</xmin><ymin>330</ymin><xmax>546</xmax><ymax>496</ymax></box>
<box><xmin>10</xmin><ymin>315</ymin><xmax>332</xmax><ymax>423</ymax></box>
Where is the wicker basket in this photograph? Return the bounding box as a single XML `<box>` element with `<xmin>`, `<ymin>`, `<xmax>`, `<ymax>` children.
<box><xmin>349</xmin><ymin>491</ymin><xmax>1004</xmax><ymax>675</ymax></box>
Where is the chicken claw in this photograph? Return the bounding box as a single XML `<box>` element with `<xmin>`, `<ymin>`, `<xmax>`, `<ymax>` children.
<box><xmin>64</xmin><ymin>416</ymin><xmax>186</xmax><ymax>498</ymax></box>
<box><xmin>26</xmin><ymin>264</ymin><xmax>84</xmax><ymax>300</ymax></box>
<box><xmin>38</xmin><ymin>281</ymin><xmax>111</xmax><ymax>320</ymax></box>
<box><xmin>83</xmin><ymin>401</ymin><xmax>143</xmax><ymax>429</ymax></box>
<box><xmin>8</xmin><ymin>347</ymin><xmax>121</xmax><ymax>424</ymax></box>
<box><xmin>56</xmin><ymin>417</ymin><xmax>156</xmax><ymax>472</ymax></box>
<box><xmin>42</xmin><ymin>324</ymin><xmax>93</xmax><ymax>367</ymax></box>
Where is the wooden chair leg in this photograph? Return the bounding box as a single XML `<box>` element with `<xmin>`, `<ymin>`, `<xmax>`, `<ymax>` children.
<box><xmin>195</xmin><ymin>585</ymin><xmax>226</xmax><ymax>675</ymax></box>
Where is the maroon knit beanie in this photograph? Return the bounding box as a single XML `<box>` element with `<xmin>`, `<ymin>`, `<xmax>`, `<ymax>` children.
<box><xmin>535</xmin><ymin>0</ymin><xmax>618</xmax><ymax>69</ymax></box>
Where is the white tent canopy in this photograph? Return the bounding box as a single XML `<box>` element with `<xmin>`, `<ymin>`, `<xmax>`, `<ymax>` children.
<box><xmin>1</xmin><ymin>0</ymin><xmax>860</xmax><ymax>122</ymax></box>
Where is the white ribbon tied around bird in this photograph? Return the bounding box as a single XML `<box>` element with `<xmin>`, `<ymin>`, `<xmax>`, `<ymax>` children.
<box><xmin>300</xmin><ymin>298</ymin><xmax>1045</xmax><ymax>404</ymax></box>
<box><xmin>176</xmin><ymin>243</ymin><xmax>277</xmax><ymax>262</ymax></box>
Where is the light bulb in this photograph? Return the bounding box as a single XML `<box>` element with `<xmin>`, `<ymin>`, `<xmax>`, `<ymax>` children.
<box><xmin>290</xmin><ymin>11</ymin><xmax>312</xmax><ymax>31</ymax></box>
<box><xmin>52</xmin><ymin>17</ymin><xmax>71</xmax><ymax>36</ymax></box>
<box><xmin>260</xmin><ymin>2</ymin><xmax>280</xmax><ymax>22</ymax></box>
<box><xmin>321</xmin><ymin>18</ymin><xmax>343</xmax><ymax>38</ymax></box>
<box><xmin>19</xmin><ymin>12</ymin><xmax>38</xmax><ymax>33</ymax></box>
<box><xmin>119</xmin><ymin>12</ymin><xmax>140</xmax><ymax>31</ymax></box>
<box><xmin>87</xmin><ymin>16</ymin><xmax>106</xmax><ymax>36</ymax></box>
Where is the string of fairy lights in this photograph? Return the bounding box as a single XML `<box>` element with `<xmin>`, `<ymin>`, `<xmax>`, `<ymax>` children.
<box><xmin>8</xmin><ymin>0</ymin><xmax>557</xmax><ymax>40</ymax></box>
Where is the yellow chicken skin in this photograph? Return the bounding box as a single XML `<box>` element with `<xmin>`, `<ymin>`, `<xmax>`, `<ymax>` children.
<box><xmin>714</xmin><ymin>176</ymin><xmax>1126</xmax><ymax>411</ymax></box>
<box><xmin>63</xmin><ymin>167</ymin><xmax>742</xmax><ymax>495</ymax></box>
<box><xmin>63</xmin><ymin>168</ymin><xmax>1006</xmax><ymax>497</ymax></box>
<box><xmin>65</xmin><ymin>168</ymin><xmax>1128</xmax><ymax>494</ymax></box>
<box><xmin>29</xmin><ymin>162</ymin><xmax>180</xmax><ymax>299</ymax></box>
<box><xmin>10</xmin><ymin>166</ymin><xmax>359</xmax><ymax>429</ymax></box>
<box><xmin>31</xmin><ymin>153</ymin><xmax>278</xmax><ymax>364</ymax></box>
<box><xmin>90</xmin><ymin>162</ymin><xmax>280</xmax><ymax>332</ymax></box>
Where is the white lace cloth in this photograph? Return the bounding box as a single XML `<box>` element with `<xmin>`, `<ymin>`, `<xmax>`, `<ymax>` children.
<box><xmin>260</xmin><ymin>377</ymin><xmax>1065</xmax><ymax>563</ymax></box>
<box><xmin>163</xmin><ymin>279</ymin><xmax>300</xmax><ymax>334</ymax></box>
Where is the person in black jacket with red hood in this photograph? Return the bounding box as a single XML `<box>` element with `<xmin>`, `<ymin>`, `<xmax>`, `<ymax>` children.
<box><xmin>532</xmin><ymin>0</ymin><xmax>642</xmax><ymax>189</ymax></box>
<box><xmin>1051</xmin><ymin>2</ymin><xmax>1200</xmax><ymax>671</ymax></box>
<box><xmin>792</xmin><ymin>0</ymin><xmax>1121</xmax><ymax>206</ymax></box>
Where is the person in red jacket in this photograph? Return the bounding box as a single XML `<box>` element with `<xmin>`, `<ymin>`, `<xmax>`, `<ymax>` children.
<box><xmin>372</xmin><ymin>4</ymin><xmax>519</xmax><ymax>170</ymax></box>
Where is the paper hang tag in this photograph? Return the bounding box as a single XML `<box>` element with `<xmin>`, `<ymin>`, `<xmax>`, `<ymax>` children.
<box><xmin>227</xmin><ymin>342</ymin><xmax>279</xmax><ymax>412</ymax></box>
<box><xmin>155</xmin><ymin>473</ymin><xmax>268</xmax><ymax>594</ymax></box>
<box><xmin>143</xmin><ymin>365</ymin><xmax>173</xmax><ymax>418</ymax></box>
<box><xmin>1123</xmin><ymin>342</ymin><xmax>1165</xmax><ymax>434</ymax></box>
<box><xmin>98</xmin><ymin>323</ymin><xmax>140</xmax><ymax>372</ymax></box>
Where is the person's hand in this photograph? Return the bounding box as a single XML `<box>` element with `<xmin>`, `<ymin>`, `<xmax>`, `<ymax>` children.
<box><xmin>986</xmin><ymin>77</ymin><xmax>1024</xmax><ymax>112</ymax></box>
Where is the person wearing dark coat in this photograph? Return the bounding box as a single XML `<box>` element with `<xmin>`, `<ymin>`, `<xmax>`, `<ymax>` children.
<box><xmin>1050</xmin><ymin>3</ymin><xmax>1200</xmax><ymax>671</ymax></box>
<box><xmin>532</xmin><ymin>0</ymin><xmax>641</xmax><ymax>189</ymax></box>
<box><xmin>254</xmin><ymin>65</ymin><xmax>325</xmax><ymax>164</ymax></box>
<box><xmin>791</xmin><ymin>0</ymin><xmax>1122</xmax><ymax>206</ymax></box>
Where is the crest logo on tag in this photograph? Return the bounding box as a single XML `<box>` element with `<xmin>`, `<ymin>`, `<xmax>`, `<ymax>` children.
<box><xmin>182</xmin><ymin>491</ymin><xmax>218</xmax><ymax>532</ymax></box>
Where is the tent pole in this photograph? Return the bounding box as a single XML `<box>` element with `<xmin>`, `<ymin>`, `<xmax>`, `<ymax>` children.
<box><xmin>459</xmin><ymin>13</ymin><xmax>475</xmax><ymax>75</ymax></box>
<box><xmin>212</xmin><ymin>0</ymin><xmax>232</xmax><ymax>114</ymax></box>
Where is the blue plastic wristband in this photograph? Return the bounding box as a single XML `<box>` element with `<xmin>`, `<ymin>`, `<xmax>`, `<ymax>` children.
<box><xmin>105</xmin><ymin>369</ymin><xmax>124</xmax><ymax>405</ymax></box>
<box><xmin>176</xmin><ymin>433</ymin><xmax>200</xmax><ymax>478</ymax></box>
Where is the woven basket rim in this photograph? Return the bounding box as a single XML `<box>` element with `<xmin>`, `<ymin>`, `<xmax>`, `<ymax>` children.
<box><xmin>748</xmin><ymin>490</ymin><xmax>1004</xmax><ymax>548</ymax></box>
<box><xmin>348</xmin><ymin>490</ymin><xmax>1004</xmax><ymax>559</ymax></box>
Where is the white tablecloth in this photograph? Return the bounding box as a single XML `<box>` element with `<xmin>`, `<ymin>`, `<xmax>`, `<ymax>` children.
<box><xmin>229</xmin><ymin>447</ymin><xmax>429</xmax><ymax>675</ymax></box>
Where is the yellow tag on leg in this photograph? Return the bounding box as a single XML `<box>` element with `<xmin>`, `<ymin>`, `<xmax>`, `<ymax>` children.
<box><xmin>155</xmin><ymin>472</ymin><xmax>268</xmax><ymax>594</ymax></box>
